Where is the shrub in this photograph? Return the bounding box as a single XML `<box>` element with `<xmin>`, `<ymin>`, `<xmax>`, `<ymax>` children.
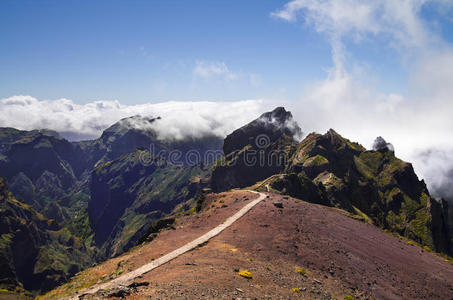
<box><xmin>195</xmin><ymin>192</ymin><xmax>205</xmax><ymax>212</ymax></box>
<box><xmin>238</xmin><ymin>270</ymin><xmax>253</xmax><ymax>279</ymax></box>
<box><xmin>296</xmin><ymin>268</ymin><xmax>306</xmax><ymax>276</ymax></box>
<box><xmin>344</xmin><ymin>295</ymin><xmax>354</xmax><ymax>300</ymax></box>
<box><xmin>292</xmin><ymin>288</ymin><xmax>301</xmax><ymax>293</ymax></box>
<box><xmin>113</xmin><ymin>269</ymin><xmax>123</xmax><ymax>276</ymax></box>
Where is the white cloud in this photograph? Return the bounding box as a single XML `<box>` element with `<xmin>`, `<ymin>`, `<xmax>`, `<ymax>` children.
<box><xmin>410</xmin><ymin>48</ymin><xmax>453</xmax><ymax>101</ymax></box>
<box><xmin>193</xmin><ymin>60</ymin><xmax>238</xmax><ymax>80</ymax></box>
<box><xmin>273</xmin><ymin>0</ymin><xmax>453</xmax><ymax>199</ymax></box>
<box><xmin>272</xmin><ymin>0</ymin><xmax>380</xmax><ymax>36</ymax></box>
<box><xmin>271</xmin><ymin>0</ymin><xmax>434</xmax><ymax>50</ymax></box>
<box><xmin>0</xmin><ymin>95</ymin><xmax>273</xmax><ymax>141</ymax></box>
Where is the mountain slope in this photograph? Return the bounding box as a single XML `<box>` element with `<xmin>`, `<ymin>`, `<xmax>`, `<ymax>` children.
<box><xmin>0</xmin><ymin>115</ymin><xmax>222</xmax><ymax>293</ymax></box>
<box><xmin>40</xmin><ymin>191</ymin><xmax>453</xmax><ymax>300</ymax></box>
<box><xmin>0</xmin><ymin>177</ymin><xmax>94</xmax><ymax>296</ymax></box>
<box><xmin>0</xmin><ymin>131</ymin><xmax>87</xmax><ymax>212</ymax></box>
<box><xmin>89</xmin><ymin>149</ymin><xmax>209</xmax><ymax>258</ymax></box>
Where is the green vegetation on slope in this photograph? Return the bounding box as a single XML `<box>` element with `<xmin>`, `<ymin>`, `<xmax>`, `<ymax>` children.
<box><xmin>265</xmin><ymin>129</ymin><xmax>451</xmax><ymax>255</ymax></box>
<box><xmin>0</xmin><ymin>177</ymin><xmax>95</xmax><ymax>295</ymax></box>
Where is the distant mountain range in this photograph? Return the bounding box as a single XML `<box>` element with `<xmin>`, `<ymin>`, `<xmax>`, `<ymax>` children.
<box><xmin>0</xmin><ymin>107</ymin><xmax>451</xmax><ymax>297</ymax></box>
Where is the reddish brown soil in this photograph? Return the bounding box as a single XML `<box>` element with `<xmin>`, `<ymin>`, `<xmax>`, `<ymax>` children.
<box><xmin>126</xmin><ymin>193</ymin><xmax>453</xmax><ymax>299</ymax></box>
<box><xmin>46</xmin><ymin>191</ymin><xmax>453</xmax><ymax>299</ymax></box>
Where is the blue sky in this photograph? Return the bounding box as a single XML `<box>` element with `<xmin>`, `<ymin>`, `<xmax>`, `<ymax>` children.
<box><xmin>3</xmin><ymin>0</ymin><xmax>447</xmax><ymax>104</ymax></box>
<box><xmin>0</xmin><ymin>0</ymin><xmax>321</xmax><ymax>103</ymax></box>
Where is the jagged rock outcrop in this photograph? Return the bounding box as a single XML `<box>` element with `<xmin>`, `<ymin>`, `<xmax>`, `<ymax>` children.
<box><xmin>222</xmin><ymin>107</ymin><xmax>302</xmax><ymax>155</ymax></box>
<box><xmin>211</xmin><ymin>107</ymin><xmax>302</xmax><ymax>191</ymax></box>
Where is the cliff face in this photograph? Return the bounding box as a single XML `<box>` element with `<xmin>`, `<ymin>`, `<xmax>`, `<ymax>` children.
<box><xmin>88</xmin><ymin>149</ymin><xmax>209</xmax><ymax>258</ymax></box>
<box><xmin>211</xmin><ymin>107</ymin><xmax>302</xmax><ymax>191</ymax></box>
<box><xmin>0</xmin><ymin>130</ymin><xmax>91</xmax><ymax>222</ymax></box>
<box><xmin>0</xmin><ymin>177</ymin><xmax>94</xmax><ymax>295</ymax></box>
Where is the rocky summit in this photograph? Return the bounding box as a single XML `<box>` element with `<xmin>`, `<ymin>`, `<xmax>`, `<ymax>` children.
<box><xmin>211</xmin><ymin>107</ymin><xmax>301</xmax><ymax>192</ymax></box>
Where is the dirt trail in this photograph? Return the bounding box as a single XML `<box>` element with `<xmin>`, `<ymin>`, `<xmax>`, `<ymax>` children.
<box><xmin>69</xmin><ymin>190</ymin><xmax>267</xmax><ymax>299</ymax></box>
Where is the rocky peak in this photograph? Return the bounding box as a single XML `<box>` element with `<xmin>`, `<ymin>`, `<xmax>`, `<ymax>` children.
<box><xmin>101</xmin><ymin>115</ymin><xmax>160</xmax><ymax>139</ymax></box>
<box><xmin>93</xmin><ymin>115</ymin><xmax>223</xmax><ymax>166</ymax></box>
<box><xmin>211</xmin><ymin>107</ymin><xmax>301</xmax><ymax>192</ymax></box>
<box><xmin>372</xmin><ymin>136</ymin><xmax>395</xmax><ymax>153</ymax></box>
<box><xmin>259</xmin><ymin>106</ymin><xmax>292</xmax><ymax>124</ymax></box>
<box><xmin>223</xmin><ymin>107</ymin><xmax>302</xmax><ymax>155</ymax></box>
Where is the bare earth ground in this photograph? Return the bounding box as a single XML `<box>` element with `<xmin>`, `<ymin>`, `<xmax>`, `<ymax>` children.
<box><xmin>65</xmin><ymin>191</ymin><xmax>265</xmax><ymax>299</ymax></box>
<box><xmin>41</xmin><ymin>191</ymin><xmax>453</xmax><ymax>300</ymax></box>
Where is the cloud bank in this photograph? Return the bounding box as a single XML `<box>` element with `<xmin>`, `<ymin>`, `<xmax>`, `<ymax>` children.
<box><xmin>0</xmin><ymin>95</ymin><xmax>273</xmax><ymax>141</ymax></box>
